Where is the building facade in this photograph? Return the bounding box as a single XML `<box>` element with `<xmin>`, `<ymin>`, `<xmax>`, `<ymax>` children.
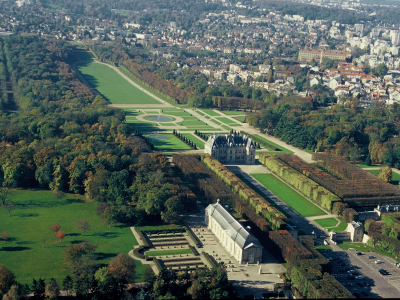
<box><xmin>204</xmin><ymin>134</ymin><xmax>256</xmax><ymax>164</ymax></box>
<box><xmin>205</xmin><ymin>201</ymin><xmax>263</xmax><ymax>264</ymax></box>
<box><xmin>299</xmin><ymin>49</ymin><xmax>350</xmax><ymax>63</ymax></box>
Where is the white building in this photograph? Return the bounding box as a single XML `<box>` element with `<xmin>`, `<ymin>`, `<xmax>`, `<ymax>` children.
<box><xmin>205</xmin><ymin>201</ymin><xmax>263</xmax><ymax>264</ymax></box>
<box><xmin>205</xmin><ymin>134</ymin><xmax>256</xmax><ymax>164</ymax></box>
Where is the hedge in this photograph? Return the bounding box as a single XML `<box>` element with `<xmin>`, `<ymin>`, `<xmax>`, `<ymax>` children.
<box><xmin>189</xmin><ymin>245</ymin><xmax>200</xmax><ymax>256</ymax></box>
<box><xmin>164</xmin><ymin>262</ymin><xmax>205</xmax><ymax>267</ymax></box>
<box><xmin>132</xmin><ymin>246</ymin><xmax>147</xmax><ymax>259</ymax></box>
<box><xmin>259</xmin><ymin>153</ymin><xmax>341</xmax><ymax>212</ymax></box>
<box><xmin>153</xmin><ymin>258</ymin><xmax>163</xmax><ymax>272</ymax></box>
<box><xmin>163</xmin><ymin>257</ymin><xmax>201</xmax><ymax>263</ymax></box>
<box><xmin>186</xmin><ymin>230</ymin><xmax>202</xmax><ymax>248</ymax></box>
<box><xmin>200</xmin><ymin>154</ymin><xmax>286</xmax><ymax>230</ymax></box>
<box><xmin>151</xmin><ymin>241</ymin><xmax>189</xmax><ymax>247</ymax></box>
<box><xmin>202</xmin><ymin>252</ymin><xmax>218</xmax><ymax>269</ymax></box>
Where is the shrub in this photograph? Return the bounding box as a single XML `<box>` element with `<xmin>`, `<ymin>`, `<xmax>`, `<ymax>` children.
<box><xmin>186</xmin><ymin>230</ymin><xmax>202</xmax><ymax>248</ymax></box>
<box><xmin>188</xmin><ymin>245</ymin><xmax>200</xmax><ymax>256</ymax></box>
<box><xmin>202</xmin><ymin>252</ymin><xmax>218</xmax><ymax>269</ymax></box>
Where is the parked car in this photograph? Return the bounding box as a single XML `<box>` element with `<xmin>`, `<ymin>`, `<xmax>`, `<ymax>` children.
<box><xmin>361</xmin><ymin>291</ymin><xmax>369</xmax><ymax>297</ymax></box>
<box><xmin>351</xmin><ymin>265</ymin><xmax>360</xmax><ymax>269</ymax></box>
<box><xmin>375</xmin><ymin>260</ymin><xmax>383</xmax><ymax>264</ymax></box>
<box><xmin>339</xmin><ymin>263</ymin><xmax>346</xmax><ymax>266</ymax></box>
<box><xmin>368</xmin><ymin>255</ymin><xmax>374</xmax><ymax>259</ymax></box>
<box><xmin>364</xmin><ymin>281</ymin><xmax>371</xmax><ymax>287</ymax></box>
<box><xmin>356</xmin><ymin>252</ymin><xmax>362</xmax><ymax>255</ymax></box>
<box><xmin>356</xmin><ymin>276</ymin><xmax>363</xmax><ymax>280</ymax></box>
<box><xmin>338</xmin><ymin>268</ymin><xmax>345</xmax><ymax>273</ymax></box>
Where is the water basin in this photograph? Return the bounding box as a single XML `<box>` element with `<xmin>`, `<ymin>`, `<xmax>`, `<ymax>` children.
<box><xmin>147</xmin><ymin>115</ymin><xmax>173</xmax><ymax>122</ymax></box>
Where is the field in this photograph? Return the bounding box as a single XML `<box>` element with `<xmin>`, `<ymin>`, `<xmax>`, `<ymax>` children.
<box><xmin>221</xmin><ymin>110</ymin><xmax>247</xmax><ymax>115</ymax></box>
<box><xmin>253</xmin><ymin>135</ymin><xmax>293</xmax><ymax>154</ymax></box>
<box><xmin>338</xmin><ymin>242</ymin><xmax>400</xmax><ymax>262</ymax></box>
<box><xmin>251</xmin><ymin>174</ymin><xmax>326</xmax><ymax>217</ymax></box>
<box><xmin>145</xmin><ymin>134</ymin><xmax>192</xmax><ymax>150</ymax></box>
<box><xmin>0</xmin><ymin>189</ymin><xmax>144</xmax><ymax>285</ymax></box>
<box><xmin>216</xmin><ymin>117</ymin><xmax>241</xmax><ymax>126</ymax></box>
<box><xmin>234</xmin><ymin>116</ymin><xmax>246</xmax><ymax>122</ymax></box>
<box><xmin>200</xmin><ymin>109</ymin><xmax>220</xmax><ymax>116</ymax></box>
<box><xmin>314</xmin><ymin>218</ymin><xmax>338</xmax><ymax>228</ymax></box>
<box><xmin>365</xmin><ymin>169</ymin><xmax>400</xmax><ymax>187</ymax></box>
<box><xmin>77</xmin><ymin>62</ymin><xmax>161</xmax><ymax>105</ymax></box>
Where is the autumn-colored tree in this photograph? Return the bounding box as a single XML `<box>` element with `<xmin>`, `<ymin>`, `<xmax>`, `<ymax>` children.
<box><xmin>50</xmin><ymin>224</ymin><xmax>61</xmax><ymax>235</ymax></box>
<box><xmin>56</xmin><ymin>231</ymin><xmax>65</xmax><ymax>243</ymax></box>
<box><xmin>378</xmin><ymin>166</ymin><xmax>392</xmax><ymax>183</ymax></box>
<box><xmin>45</xmin><ymin>278</ymin><xmax>60</xmax><ymax>300</ymax></box>
<box><xmin>108</xmin><ymin>254</ymin><xmax>136</xmax><ymax>297</ymax></box>
<box><xmin>0</xmin><ymin>264</ymin><xmax>16</xmax><ymax>298</ymax></box>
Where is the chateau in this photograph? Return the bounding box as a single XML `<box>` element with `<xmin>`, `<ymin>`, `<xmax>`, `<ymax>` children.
<box><xmin>205</xmin><ymin>201</ymin><xmax>263</xmax><ymax>264</ymax></box>
<box><xmin>204</xmin><ymin>134</ymin><xmax>256</xmax><ymax>164</ymax></box>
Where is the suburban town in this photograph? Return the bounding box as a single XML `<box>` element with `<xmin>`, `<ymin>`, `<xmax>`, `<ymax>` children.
<box><xmin>1</xmin><ymin>0</ymin><xmax>400</xmax><ymax>299</ymax></box>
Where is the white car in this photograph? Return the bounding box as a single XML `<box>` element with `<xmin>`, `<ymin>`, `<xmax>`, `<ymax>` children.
<box><xmin>355</xmin><ymin>275</ymin><xmax>363</xmax><ymax>279</ymax></box>
<box><xmin>375</xmin><ymin>260</ymin><xmax>382</xmax><ymax>264</ymax></box>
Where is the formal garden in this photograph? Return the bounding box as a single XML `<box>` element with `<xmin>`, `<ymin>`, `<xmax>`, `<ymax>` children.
<box><xmin>131</xmin><ymin>226</ymin><xmax>210</xmax><ymax>272</ymax></box>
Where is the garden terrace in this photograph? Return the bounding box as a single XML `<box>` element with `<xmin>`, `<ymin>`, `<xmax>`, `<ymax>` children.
<box><xmin>307</xmin><ymin>153</ymin><xmax>400</xmax><ymax>206</ymax></box>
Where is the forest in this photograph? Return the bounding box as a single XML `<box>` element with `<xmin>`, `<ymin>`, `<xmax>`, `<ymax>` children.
<box><xmin>249</xmin><ymin>95</ymin><xmax>400</xmax><ymax>168</ymax></box>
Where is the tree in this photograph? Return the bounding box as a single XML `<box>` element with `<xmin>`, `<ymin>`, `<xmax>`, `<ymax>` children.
<box><xmin>50</xmin><ymin>224</ymin><xmax>61</xmax><ymax>235</ymax></box>
<box><xmin>378</xmin><ymin>166</ymin><xmax>392</xmax><ymax>183</ymax></box>
<box><xmin>31</xmin><ymin>278</ymin><xmax>46</xmax><ymax>299</ymax></box>
<box><xmin>187</xmin><ymin>280</ymin><xmax>202</xmax><ymax>300</ymax></box>
<box><xmin>108</xmin><ymin>254</ymin><xmax>136</xmax><ymax>297</ymax></box>
<box><xmin>375</xmin><ymin>63</ymin><xmax>388</xmax><ymax>77</ymax></box>
<box><xmin>94</xmin><ymin>267</ymin><xmax>113</xmax><ymax>296</ymax></box>
<box><xmin>4</xmin><ymin>203</ymin><xmax>15</xmax><ymax>217</ymax></box>
<box><xmin>0</xmin><ymin>188</ymin><xmax>10</xmax><ymax>206</ymax></box>
<box><xmin>143</xmin><ymin>266</ymin><xmax>156</xmax><ymax>284</ymax></box>
<box><xmin>2</xmin><ymin>283</ymin><xmax>29</xmax><ymax>300</ymax></box>
<box><xmin>76</xmin><ymin>219</ymin><xmax>90</xmax><ymax>236</ymax></box>
<box><xmin>56</xmin><ymin>231</ymin><xmax>65</xmax><ymax>243</ymax></box>
<box><xmin>0</xmin><ymin>265</ymin><xmax>15</xmax><ymax>298</ymax></box>
<box><xmin>62</xmin><ymin>275</ymin><xmax>73</xmax><ymax>297</ymax></box>
<box><xmin>45</xmin><ymin>278</ymin><xmax>59</xmax><ymax>300</ymax></box>
<box><xmin>1</xmin><ymin>230</ymin><xmax>9</xmax><ymax>244</ymax></box>
<box><xmin>364</xmin><ymin>153</ymin><xmax>372</xmax><ymax>166</ymax></box>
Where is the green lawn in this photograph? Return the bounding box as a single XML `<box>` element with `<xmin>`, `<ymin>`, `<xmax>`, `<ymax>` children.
<box><xmin>253</xmin><ymin>135</ymin><xmax>293</xmax><ymax>154</ymax></box>
<box><xmin>221</xmin><ymin>110</ymin><xmax>247</xmax><ymax>115</ymax></box>
<box><xmin>222</xmin><ymin>125</ymin><xmax>233</xmax><ymax>131</ymax></box>
<box><xmin>200</xmin><ymin>109</ymin><xmax>220</xmax><ymax>116</ymax></box>
<box><xmin>251</xmin><ymin>174</ymin><xmax>326</xmax><ymax>217</ymax></box>
<box><xmin>145</xmin><ymin>249</ymin><xmax>191</xmax><ymax>256</ymax></box>
<box><xmin>338</xmin><ymin>242</ymin><xmax>400</xmax><ymax>263</ymax></box>
<box><xmin>77</xmin><ymin>62</ymin><xmax>161</xmax><ymax>105</ymax></box>
<box><xmin>0</xmin><ymin>189</ymin><xmax>145</xmax><ymax>285</ymax></box>
<box><xmin>329</xmin><ymin>218</ymin><xmax>347</xmax><ymax>232</ymax></box>
<box><xmin>76</xmin><ymin>51</ymin><xmax>94</xmax><ymax>61</ymax></box>
<box><xmin>145</xmin><ymin>134</ymin><xmax>192</xmax><ymax>150</ymax></box>
<box><xmin>182</xmin><ymin>133</ymin><xmax>205</xmax><ymax>149</ymax></box>
<box><xmin>357</xmin><ymin>164</ymin><xmax>378</xmax><ymax>168</ymax></box>
<box><xmin>366</xmin><ymin>169</ymin><xmax>400</xmax><ymax>187</ymax></box>
<box><xmin>135</xmin><ymin>225</ymin><xmax>184</xmax><ymax>231</ymax></box>
<box><xmin>216</xmin><ymin>117</ymin><xmax>241</xmax><ymax>125</ymax></box>
<box><xmin>180</xmin><ymin>120</ymin><xmax>208</xmax><ymax>127</ymax></box>
<box><xmin>314</xmin><ymin>218</ymin><xmax>338</xmax><ymax>228</ymax></box>
<box><xmin>234</xmin><ymin>117</ymin><xmax>246</xmax><ymax>122</ymax></box>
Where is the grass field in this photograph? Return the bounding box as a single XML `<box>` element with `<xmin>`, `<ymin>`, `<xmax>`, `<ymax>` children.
<box><xmin>77</xmin><ymin>62</ymin><xmax>161</xmax><ymax>105</ymax></box>
<box><xmin>253</xmin><ymin>135</ymin><xmax>293</xmax><ymax>154</ymax></box>
<box><xmin>234</xmin><ymin>117</ymin><xmax>246</xmax><ymax>122</ymax></box>
<box><xmin>329</xmin><ymin>218</ymin><xmax>347</xmax><ymax>232</ymax></box>
<box><xmin>76</xmin><ymin>51</ymin><xmax>94</xmax><ymax>61</ymax></box>
<box><xmin>357</xmin><ymin>164</ymin><xmax>378</xmax><ymax>168</ymax></box>
<box><xmin>0</xmin><ymin>189</ymin><xmax>145</xmax><ymax>285</ymax></box>
<box><xmin>338</xmin><ymin>242</ymin><xmax>400</xmax><ymax>262</ymax></box>
<box><xmin>216</xmin><ymin>117</ymin><xmax>241</xmax><ymax>125</ymax></box>
<box><xmin>145</xmin><ymin>249</ymin><xmax>191</xmax><ymax>256</ymax></box>
<box><xmin>236</xmin><ymin>174</ymin><xmax>290</xmax><ymax>217</ymax></box>
<box><xmin>182</xmin><ymin>133</ymin><xmax>205</xmax><ymax>149</ymax></box>
<box><xmin>200</xmin><ymin>109</ymin><xmax>220</xmax><ymax>116</ymax></box>
<box><xmin>251</xmin><ymin>174</ymin><xmax>326</xmax><ymax>217</ymax></box>
<box><xmin>221</xmin><ymin>110</ymin><xmax>247</xmax><ymax>115</ymax></box>
<box><xmin>314</xmin><ymin>218</ymin><xmax>338</xmax><ymax>228</ymax></box>
<box><xmin>366</xmin><ymin>169</ymin><xmax>400</xmax><ymax>186</ymax></box>
<box><xmin>145</xmin><ymin>134</ymin><xmax>192</xmax><ymax>150</ymax></box>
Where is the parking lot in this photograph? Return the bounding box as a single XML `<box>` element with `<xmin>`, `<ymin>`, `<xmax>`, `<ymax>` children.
<box><xmin>322</xmin><ymin>247</ymin><xmax>400</xmax><ymax>298</ymax></box>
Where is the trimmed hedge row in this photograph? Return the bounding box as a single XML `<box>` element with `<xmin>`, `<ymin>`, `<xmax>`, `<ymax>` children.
<box><xmin>150</xmin><ymin>238</ymin><xmax>187</xmax><ymax>243</ymax></box>
<box><xmin>259</xmin><ymin>153</ymin><xmax>340</xmax><ymax>212</ymax></box>
<box><xmin>240</xmin><ymin>131</ymin><xmax>279</xmax><ymax>151</ymax></box>
<box><xmin>189</xmin><ymin>245</ymin><xmax>200</xmax><ymax>256</ymax></box>
<box><xmin>151</xmin><ymin>241</ymin><xmax>189</xmax><ymax>246</ymax></box>
<box><xmin>149</xmin><ymin>234</ymin><xmax>184</xmax><ymax>239</ymax></box>
<box><xmin>201</xmin><ymin>154</ymin><xmax>286</xmax><ymax>230</ymax></box>
<box><xmin>163</xmin><ymin>257</ymin><xmax>201</xmax><ymax>263</ymax></box>
<box><xmin>133</xmin><ymin>246</ymin><xmax>147</xmax><ymax>259</ymax></box>
<box><xmin>186</xmin><ymin>230</ymin><xmax>202</xmax><ymax>248</ymax></box>
<box><xmin>164</xmin><ymin>262</ymin><xmax>205</xmax><ymax>267</ymax></box>
<box><xmin>202</xmin><ymin>252</ymin><xmax>218</xmax><ymax>269</ymax></box>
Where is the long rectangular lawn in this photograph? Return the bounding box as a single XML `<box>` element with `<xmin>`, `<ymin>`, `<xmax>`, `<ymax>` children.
<box><xmin>77</xmin><ymin>62</ymin><xmax>161</xmax><ymax>104</ymax></box>
<box><xmin>251</xmin><ymin>174</ymin><xmax>326</xmax><ymax>217</ymax></box>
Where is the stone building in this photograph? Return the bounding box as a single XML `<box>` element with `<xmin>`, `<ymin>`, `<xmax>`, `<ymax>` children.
<box><xmin>346</xmin><ymin>221</ymin><xmax>364</xmax><ymax>242</ymax></box>
<box><xmin>205</xmin><ymin>201</ymin><xmax>263</xmax><ymax>264</ymax></box>
<box><xmin>298</xmin><ymin>49</ymin><xmax>350</xmax><ymax>63</ymax></box>
<box><xmin>204</xmin><ymin>134</ymin><xmax>256</xmax><ymax>164</ymax></box>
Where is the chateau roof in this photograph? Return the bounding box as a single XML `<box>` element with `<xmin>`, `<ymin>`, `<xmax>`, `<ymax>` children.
<box><xmin>206</xmin><ymin>202</ymin><xmax>262</xmax><ymax>249</ymax></box>
<box><xmin>206</xmin><ymin>134</ymin><xmax>255</xmax><ymax>150</ymax></box>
